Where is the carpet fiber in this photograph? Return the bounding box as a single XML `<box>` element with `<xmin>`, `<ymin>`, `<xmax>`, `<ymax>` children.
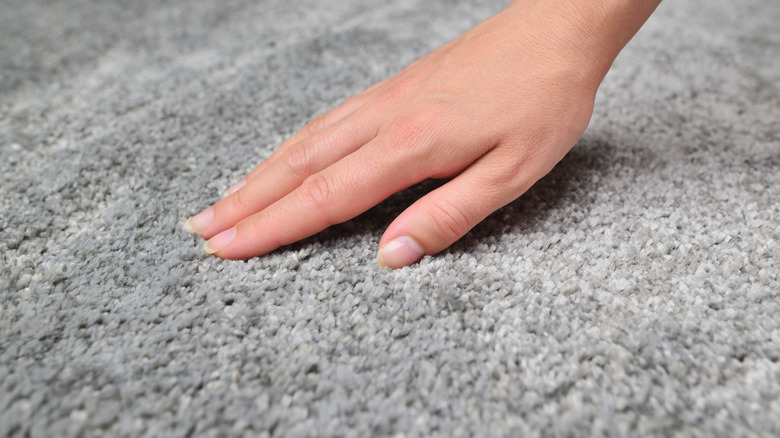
<box><xmin>1</xmin><ymin>0</ymin><xmax>779</xmax><ymax>436</ymax></box>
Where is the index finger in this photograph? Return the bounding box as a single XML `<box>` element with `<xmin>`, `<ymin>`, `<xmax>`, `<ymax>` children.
<box><xmin>203</xmin><ymin>136</ymin><xmax>421</xmax><ymax>259</ymax></box>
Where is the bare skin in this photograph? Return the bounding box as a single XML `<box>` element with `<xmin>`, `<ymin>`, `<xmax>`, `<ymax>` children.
<box><xmin>185</xmin><ymin>0</ymin><xmax>662</xmax><ymax>268</ymax></box>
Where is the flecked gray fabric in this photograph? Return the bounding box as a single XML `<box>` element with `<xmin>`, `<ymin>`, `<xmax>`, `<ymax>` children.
<box><xmin>1</xmin><ymin>0</ymin><xmax>779</xmax><ymax>436</ymax></box>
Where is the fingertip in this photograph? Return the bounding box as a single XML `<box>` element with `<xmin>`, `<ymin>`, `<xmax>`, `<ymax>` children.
<box><xmin>376</xmin><ymin>251</ymin><xmax>387</xmax><ymax>268</ymax></box>
<box><xmin>185</xmin><ymin>207</ymin><xmax>214</xmax><ymax>235</ymax></box>
<box><xmin>203</xmin><ymin>228</ymin><xmax>236</xmax><ymax>255</ymax></box>
<box><xmin>376</xmin><ymin>235</ymin><xmax>426</xmax><ymax>269</ymax></box>
<box><xmin>183</xmin><ymin>218</ymin><xmax>197</xmax><ymax>234</ymax></box>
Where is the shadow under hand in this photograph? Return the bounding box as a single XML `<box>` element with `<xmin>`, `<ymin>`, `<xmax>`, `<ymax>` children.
<box><xmin>443</xmin><ymin>136</ymin><xmax>627</xmax><ymax>257</ymax></box>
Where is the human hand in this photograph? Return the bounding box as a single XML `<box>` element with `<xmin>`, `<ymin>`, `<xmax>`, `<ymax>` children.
<box><xmin>184</xmin><ymin>0</ymin><xmax>652</xmax><ymax>268</ymax></box>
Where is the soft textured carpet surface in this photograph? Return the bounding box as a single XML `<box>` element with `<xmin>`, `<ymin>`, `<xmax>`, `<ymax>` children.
<box><xmin>1</xmin><ymin>0</ymin><xmax>779</xmax><ymax>436</ymax></box>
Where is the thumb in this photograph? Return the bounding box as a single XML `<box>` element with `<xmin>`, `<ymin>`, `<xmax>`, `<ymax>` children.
<box><xmin>376</xmin><ymin>149</ymin><xmax>539</xmax><ymax>269</ymax></box>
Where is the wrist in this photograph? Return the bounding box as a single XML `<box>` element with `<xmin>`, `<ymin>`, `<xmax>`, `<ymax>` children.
<box><xmin>505</xmin><ymin>0</ymin><xmax>661</xmax><ymax>88</ymax></box>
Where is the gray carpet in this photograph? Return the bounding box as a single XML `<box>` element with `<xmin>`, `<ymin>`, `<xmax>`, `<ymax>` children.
<box><xmin>1</xmin><ymin>0</ymin><xmax>779</xmax><ymax>436</ymax></box>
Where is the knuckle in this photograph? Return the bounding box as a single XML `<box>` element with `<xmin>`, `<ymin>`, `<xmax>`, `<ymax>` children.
<box><xmin>304</xmin><ymin>115</ymin><xmax>327</xmax><ymax>136</ymax></box>
<box><xmin>429</xmin><ymin>198</ymin><xmax>473</xmax><ymax>240</ymax></box>
<box><xmin>388</xmin><ymin>114</ymin><xmax>427</xmax><ymax>146</ymax></box>
<box><xmin>341</xmin><ymin>94</ymin><xmax>362</xmax><ymax>108</ymax></box>
<box><xmin>297</xmin><ymin>173</ymin><xmax>334</xmax><ymax>212</ymax></box>
<box><xmin>381</xmin><ymin>106</ymin><xmax>446</xmax><ymax>173</ymax></box>
<box><xmin>282</xmin><ymin>144</ymin><xmax>313</xmax><ymax>178</ymax></box>
<box><xmin>371</xmin><ymin>77</ymin><xmax>416</xmax><ymax>111</ymax></box>
<box><xmin>387</xmin><ymin>106</ymin><xmax>441</xmax><ymax>150</ymax></box>
<box><xmin>387</xmin><ymin>79</ymin><xmax>412</xmax><ymax>101</ymax></box>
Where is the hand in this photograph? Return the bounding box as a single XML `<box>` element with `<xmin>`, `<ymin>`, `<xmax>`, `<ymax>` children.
<box><xmin>185</xmin><ymin>1</ymin><xmax>611</xmax><ymax>268</ymax></box>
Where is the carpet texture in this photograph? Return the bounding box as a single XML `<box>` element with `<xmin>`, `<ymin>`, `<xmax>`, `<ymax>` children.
<box><xmin>1</xmin><ymin>0</ymin><xmax>779</xmax><ymax>436</ymax></box>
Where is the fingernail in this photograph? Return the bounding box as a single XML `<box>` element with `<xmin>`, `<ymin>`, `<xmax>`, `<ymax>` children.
<box><xmin>223</xmin><ymin>178</ymin><xmax>247</xmax><ymax>198</ymax></box>
<box><xmin>377</xmin><ymin>236</ymin><xmax>426</xmax><ymax>269</ymax></box>
<box><xmin>203</xmin><ymin>228</ymin><xmax>236</xmax><ymax>254</ymax></box>
<box><xmin>184</xmin><ymin>207</ymin><xmax>214</xmax><ymax>233</ymax></box>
